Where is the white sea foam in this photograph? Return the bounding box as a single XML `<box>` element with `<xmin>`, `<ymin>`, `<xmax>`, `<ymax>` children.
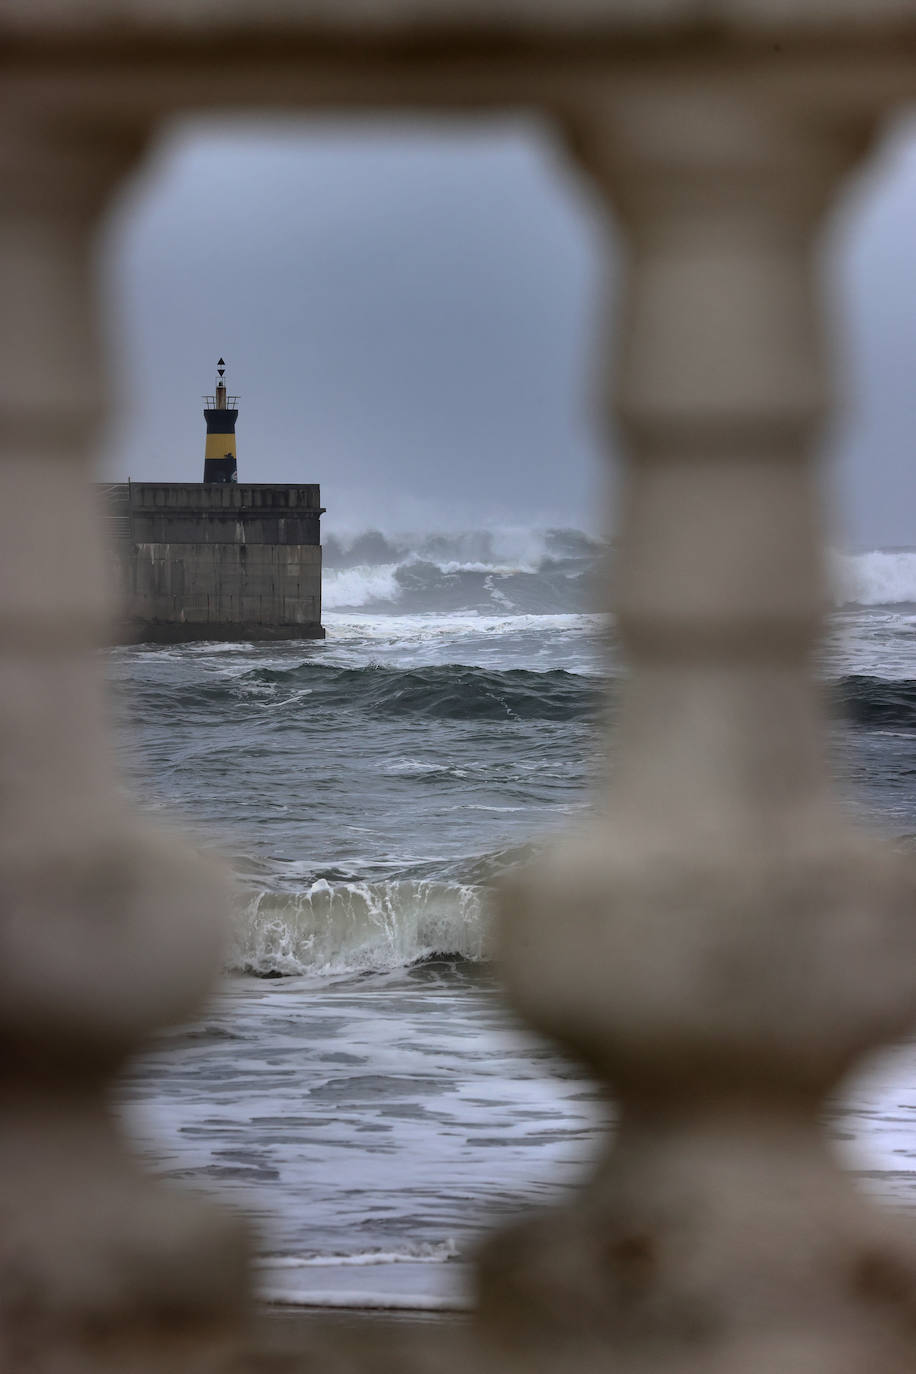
<box><xmin>316</xmin><ymin>611</ymin><xmax>606</xmax><ymax>676</ymax></box>
<box><xmin>256</xmin><ymin>1241</ymin><xmax>458</xmax><ymax>1268</ymax></box>
<box><xmin>436</xmin><ymin>558</ymin><xmax>539</xmax><ymax>576</ymax></box>
<box><xmin>262</xmin><ymin>1289</ymin><xmax>472</xmax><ymax>1312</ymax></box>
<box><xmin>322</xmin><ymin>564</ymin><xmax>402</xmax><ymax>608</ymax></box>
<box><xmin>380</xmin><ymin>758</ymin><xmax>462</xmax><ymax>777</ymax></box>
<box><xmin>833</xmin><ymin>550</ymin><xmax>916</xmax><ymax>606</ymax></box>
<box><xmin>322</xmin><ymin>610</ymin><xmax>603</xmax><ymax>642</ymax></box>
<box><xmin>229</xmin><ymin>879</ymin><xmax>489</xmax><ymax>976</ymax></box>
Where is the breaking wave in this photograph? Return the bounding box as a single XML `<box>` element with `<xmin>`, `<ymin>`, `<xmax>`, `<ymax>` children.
<box><xmin>257</xmin><ymin>1242</ymin><xmax>458</xmax><ymax>1268</ymax></box>
<box><xmin>833</xmin><ymin>550</ymin><xmax>916</xmax><ymax>607</ymax></box>
<box><xmin>229</xmin><ymin>879</ymin><xmax>489</xmax><ymax>977</ymax></box>
<box><xmin>322</xmin><ymin>564</ymin><xmax>401</xmax><ymax>608</ymax></box>
<box><xmin>323</xmin><ymin>527</ymin><xmax>601</xmax><ymax>614</ymax></box>
<box><xmin>321</xmin><ymin>531</ymin><xmax>916</xmax><ymax>613</ymax></box>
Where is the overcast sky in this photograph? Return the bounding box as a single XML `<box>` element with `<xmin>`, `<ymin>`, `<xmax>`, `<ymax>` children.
<box><xmin>99</xmin><ymin>112</ymin><xmax>916</xmax><ymax>548</ymax></box>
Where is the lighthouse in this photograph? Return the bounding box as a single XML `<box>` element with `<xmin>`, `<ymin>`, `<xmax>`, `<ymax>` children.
<box><xmin>203</xmin><ymin>358</ymin><xmax>238</xmax><ymax>483</ymax></box>
<box><xmin>98</xmin><ymin>353</ymin><xmax>325</xmax><ymax>641</ymax></box>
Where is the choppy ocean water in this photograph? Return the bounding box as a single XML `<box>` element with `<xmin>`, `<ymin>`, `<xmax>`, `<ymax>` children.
<box><xmin>110</xmin><ymin>532</ymin><xmax>916</xmax><ymax>1311</ymax></box>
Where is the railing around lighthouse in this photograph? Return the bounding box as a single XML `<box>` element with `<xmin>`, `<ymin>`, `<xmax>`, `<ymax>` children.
<box><xmin>3</xmin><ymin>11</ymin><xmax>916</xmax><ymax>1373</ymax></box>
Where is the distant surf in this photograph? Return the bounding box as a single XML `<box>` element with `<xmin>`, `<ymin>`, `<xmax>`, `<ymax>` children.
<box><xmin>833</xmin><ymin>549</ymin><xmax>916</xmax><ymax>607</ymax></box>
<box><xmin>322</xmin><ymin>527</ymin><xmax>602</xmax><ymax>614</ymax></box>
<box><xmin>322</xmin><ymin>530</ymin><xmax>916</xmax><ymax>612</ymax></box>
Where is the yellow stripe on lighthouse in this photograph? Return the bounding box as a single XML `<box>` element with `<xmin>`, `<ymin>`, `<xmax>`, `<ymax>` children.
<box><xmin>205</xmin><ymin>432</ymin><xmax>238</xmax><ymax>462</ymax></box>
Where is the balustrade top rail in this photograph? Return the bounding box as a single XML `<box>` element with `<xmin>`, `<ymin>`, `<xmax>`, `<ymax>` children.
<box><xmin>5</xmin><ymin>0</ymin><xmax>916</xmax><ymax>39</ymax></box>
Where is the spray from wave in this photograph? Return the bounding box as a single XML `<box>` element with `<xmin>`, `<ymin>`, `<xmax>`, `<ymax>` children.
<box><xmin>833</xmin><ymin>550</ymin><xmax>916</xmax><ymax>607</ymax></box>
<box><xmin>229</xmin><ymin>879</ymin><xmax>489</xmax><ymax>977</ymax></box>
<box><xmin>322</xmin><ymin>530</ymin><xmax>916</xmax><ymax>612</ymax></box>
<box><xmin>323</xmin><ymin>527</ymin><xmax>602</xmax><ymax>614</ymax></box>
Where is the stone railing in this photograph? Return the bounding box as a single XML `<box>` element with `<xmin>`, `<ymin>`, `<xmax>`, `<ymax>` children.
<box><xmin>4</xmin><ymin>7</ymin><xmax>916</xmax><ymax>1372</ymax></box>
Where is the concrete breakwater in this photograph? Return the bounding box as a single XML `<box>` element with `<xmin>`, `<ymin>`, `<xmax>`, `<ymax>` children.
<box><xmin>100</xmin><ymin>482</ymin><xmax>325</xmax><ymax>642</ymax></box>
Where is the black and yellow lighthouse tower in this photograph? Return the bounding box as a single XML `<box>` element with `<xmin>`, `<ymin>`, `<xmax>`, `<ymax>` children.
<box><xmin>203</xmin><ymin>358</ymin><xmax>238</xmax><ymax>483</ymax></box>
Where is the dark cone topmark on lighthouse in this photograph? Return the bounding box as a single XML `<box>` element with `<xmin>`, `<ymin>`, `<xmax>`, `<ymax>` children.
<box><xmin>203</xmin><ymin>358</ymin><xmax>238</xmax><ymax>483</ymax></box>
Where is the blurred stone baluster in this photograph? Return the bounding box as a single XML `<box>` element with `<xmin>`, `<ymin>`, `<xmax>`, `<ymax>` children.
<box><xmin>0</xmin><ymin>111</ymin><xmax>249</xmax><ymax>1372</ymax></box>
<box><xmin>479</xmin><ymin>86</ymin><xmax>916</xmax><ymax>1370</ymax></box>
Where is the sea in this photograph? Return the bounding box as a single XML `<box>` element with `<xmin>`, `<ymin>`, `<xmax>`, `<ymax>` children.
<box><xmin>109</xmin><ymin>530</ymin><xmax>916</xmax><ymax>1313</ymax></box>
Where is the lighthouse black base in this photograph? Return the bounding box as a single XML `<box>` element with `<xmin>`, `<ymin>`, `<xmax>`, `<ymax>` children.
<box><xmin>203</xmin><ymin>454</ymin><xmax>237</xmax><ymax>484</ymax></box>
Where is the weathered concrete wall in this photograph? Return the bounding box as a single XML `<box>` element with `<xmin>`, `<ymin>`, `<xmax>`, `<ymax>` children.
<box><xmin>102</xmin><ymin>483</ymin><xmax>325</xmax><ymax>641</ymax></box>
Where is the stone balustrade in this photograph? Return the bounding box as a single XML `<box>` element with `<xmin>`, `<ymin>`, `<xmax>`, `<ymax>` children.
<box><xmin>3</xmin><ymin>7</ymin><xmax>916</xmax><ymax>1372</ymax></box>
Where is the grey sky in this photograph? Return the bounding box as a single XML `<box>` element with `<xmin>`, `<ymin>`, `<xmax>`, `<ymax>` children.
<box><xmin>99</xmin><ymin>113</ymin><xmax>916</xmax><ymax>547</ymax></box>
